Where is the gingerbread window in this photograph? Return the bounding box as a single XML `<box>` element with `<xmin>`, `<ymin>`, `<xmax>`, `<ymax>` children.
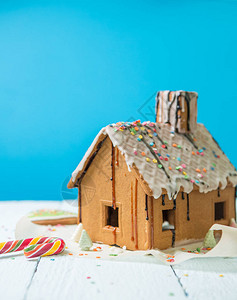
<box><xmin>215</xmin><ymin>202</ymin><xmax>225</xmax><ymax>220</ymax></box>
<box><xmin>106</xmin><ymin>206</ymin><xmax>119</xmax><ymax>227</ymax></box>
<box><xmin>162</xmin><ymin>209</ymin><xmax>175</xmax><ymax>231</ymax></box>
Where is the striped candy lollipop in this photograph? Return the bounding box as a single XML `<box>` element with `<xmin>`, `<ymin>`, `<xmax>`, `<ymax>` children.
<box><xmin>24</xmin><ymin>237</ymin><xmax>65</xmax><ymax>258</ymax></box>
<box><xmin>0</xmin><ymin>236</ymin><xmax>50</xmax><ymax>255</ymax></box>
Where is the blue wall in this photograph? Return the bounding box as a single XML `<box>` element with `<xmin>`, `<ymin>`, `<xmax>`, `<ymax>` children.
<box><xmin>1</xmin><ymin>0</ymin><xmax>237</xmax><ymax>200</ymax></box>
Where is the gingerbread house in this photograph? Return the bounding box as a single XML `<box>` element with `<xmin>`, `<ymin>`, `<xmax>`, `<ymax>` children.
<box><xmin>67</xmin><ymin>91</ymin><xmax>237</xmax><ymax>250</ymax></box>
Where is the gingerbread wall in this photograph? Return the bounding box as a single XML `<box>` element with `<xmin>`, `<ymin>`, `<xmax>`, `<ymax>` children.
<box><xmin>79</xmin><ymin>138</ymin><xmax>149</xmax><ymax>250</ymax></box>
<box><xmin>149</xmin><ymin>185</ymin><xmax>235</xmax><ymax>250</ymax></box>
<box><xmin>77</xmin><ymin>136</ymin><xmax>235</xmax><ymax>250</ymax></box>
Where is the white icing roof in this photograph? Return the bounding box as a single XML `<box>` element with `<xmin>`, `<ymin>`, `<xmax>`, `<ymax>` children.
<box><xmin>71</xmin><ymin>121</ymin><xmax>237</xmax><ymax>199</ymax></box>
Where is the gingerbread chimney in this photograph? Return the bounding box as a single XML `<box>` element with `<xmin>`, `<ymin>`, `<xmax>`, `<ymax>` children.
<box><xmin>155</xmin><ymin>90</ymin><xmax>198</xmax><ymax>133</ymax></box>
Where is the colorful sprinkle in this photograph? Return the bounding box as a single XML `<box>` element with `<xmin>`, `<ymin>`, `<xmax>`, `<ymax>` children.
<box><xmin>141</xmin><ymin>152</ymin><xmax>145</xmax><ymax>156</ymax></box>
<box><xmin>158</xmin><ymin>164</ymin><xmax>163</xmax><ymax>168</ymax></box>
<box><xmin>146</xmin><ymin>158</ymin><xmax>150</xmax><ymax>162</ymax></box>
<box><xmin>153</xmin><ymin>159</ymin><xmax>157</xmax><ymax>163</ymax></box>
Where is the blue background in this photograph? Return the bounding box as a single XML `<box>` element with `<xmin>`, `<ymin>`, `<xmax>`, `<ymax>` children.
<box><xmin>1</xmin><ymin>0</ymin><xmax>237</xmax><ymax>200</ymax></box>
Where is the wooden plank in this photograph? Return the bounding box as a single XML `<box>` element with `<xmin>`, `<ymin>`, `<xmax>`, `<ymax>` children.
<box><xmin>173</xmin><ymin>257</ymin><xmax>237</xmax><ymax>300</ymax></box>
<box><xmin>0</xmin><ymin>255</ymin><xmax>39</xmax><ymax>300</ymax></box>
<box><xmin>26</xmin><ymin>256</ymin><xmax>186</xmax><ymax>300</ymax></box>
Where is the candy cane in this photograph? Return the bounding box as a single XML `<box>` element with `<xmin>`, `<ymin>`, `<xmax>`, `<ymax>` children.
<box><xmin>24</xmin><ymin>237</ymin><xmax>65</xmax><ymax>258</ymax></box>
<box><xmin>0</xmin><ymin>236</ymin><xmax>65</xmax><ymax>258</ymax></box>
<box><xmin>0</xmin><ymin>237</ymin><xmax>50</xmax><ymax>255</ymax></box>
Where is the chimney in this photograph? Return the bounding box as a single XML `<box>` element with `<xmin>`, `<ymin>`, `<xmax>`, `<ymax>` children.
<box><xmin>155</xmin><ymin>91</ymin><xmax>198</xmax><ymax>133</ymax></box>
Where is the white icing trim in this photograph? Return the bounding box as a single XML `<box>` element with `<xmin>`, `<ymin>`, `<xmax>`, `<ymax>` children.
<box><xmin>71</xmin><ymin>122</ymin><xmax>237</xmax><ymax>200</ymax></box>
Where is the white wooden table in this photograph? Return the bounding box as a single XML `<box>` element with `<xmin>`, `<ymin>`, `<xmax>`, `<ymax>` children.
<box><xmin>1</xmin><ymin>201</ymin><xmax>237</xmax><ymax>300</ymax></box>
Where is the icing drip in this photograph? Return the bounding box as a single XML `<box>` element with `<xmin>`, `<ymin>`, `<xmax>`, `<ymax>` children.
<box><xmin>150</xmin><ymin>196</ymin><xmax>154</xmax><ymax>249</ymax></box>
<box><xmin>184</xmin><ymin>93</ymin><xmax>191</xmax><ymax>131</ymax></box>
<box><xmin>141</xmin><ymin>133</ymin><xmax>170</xmax><ymax>180</ymax></box>
<box><xmin>173</xmin><ymin>197</ymin><xmax>176</xmax><ymax>210</ymax></box>
<box><xmin>162</xmin><ymin>194</ymin><xmax>165</xmax><ymax>206</ymax></box>
<box><xmin>175</xmin><ymin>95</ymin><xmax>181</xmax><ymax>131</ymax></box>
<box><xmin>183</xmin><ymin>133</ymin><xmax>198</xmax><ymax>149</ymax></box>
<box><xmin>187</xmin><ymin>193</ymin><xmax>190</xmax><ymax>221</ymax></box>
<box><xmin>171</xmin><ymin>229</ymin><xmax>175</xmax><ymax>247</ymax></box>
<box><xmin>113</xmin><ymin>227</ymin><xmax>116</xmax><ymax>245</ymax></box>
<box><xmin>172</xmin><ymin>191</ymin><xmax>177</xmax><ymax>210</ymax></box>
<box><xmin>116</xmin><ymin>147</ymin><xmax>119</xmax><ymax>166</ymax></box>
<box><xmin>135</xmin><ymin>179</ymin><xmax>138</xmax><ymax>250</ymax></box>
<box><xmin>167</xmin><ymin>92</ymin><xmax>177</xmax><ymax>125</ymax></box>
<box><xmin>131</xmin><ymin>182</ymin><xmax>134</xmax><ymax>241</ymax></box>
<box><xmin>111</xmin><ymin>143</ymin><xmax>116</xmax><ymax>209</ymax></box>
<box><xmin>144</xmin><ymin>124</ymin><xmax>167</xmax><ymax>149</ymax></box>
<box><xmin>145</xmin><ymin>194</ymin><xmax>149</xmax><ymax>220</ymax></box>
<box><xmin>78</xmin><ymin>183</ymin><xmax>82</xmax><ymax>223</ymax></box>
